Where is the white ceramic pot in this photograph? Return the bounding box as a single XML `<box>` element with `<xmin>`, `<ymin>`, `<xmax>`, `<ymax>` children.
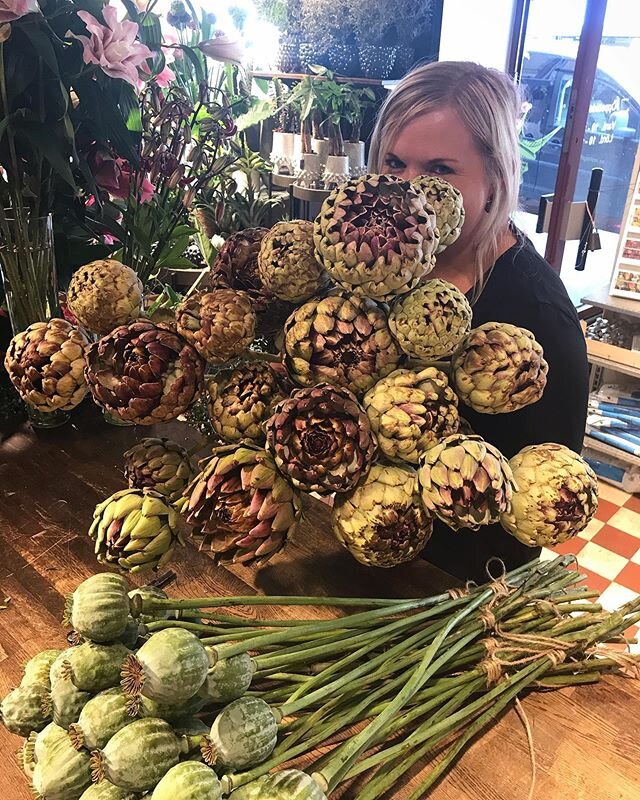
<box><xmin>311</xmin><ymin>137</ymin><xmax>330</xmax><ymax>165</ymax></box>
<box><xmin>323</xmin><ymin>155</ymin><xmax>350</xmax><ymax>190</ymax></box>
<box><xmin>344</xmin><ymin>141</ymin><xmax>366</xmax><ymax>177</ymax></box>
<box><xmin>271</xmin><ymin>131</ymin><xmax>296</xmax><ymax>175</ymax></box>
<box><xmin>296</xmin><ymin>152</ymin><xmax>324</xmax><ymax>189</ymax></box>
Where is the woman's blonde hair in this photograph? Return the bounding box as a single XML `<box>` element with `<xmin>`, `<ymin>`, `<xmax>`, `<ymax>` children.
<box><xmin>368</xmin><ymin>61</ymin><xmax>522</xmax><ymax>300</ymax></box>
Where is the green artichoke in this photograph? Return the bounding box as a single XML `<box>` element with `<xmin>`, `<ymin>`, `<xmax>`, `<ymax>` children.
<box><xmin>363</xmin><ymin>368</ymin><xmax>459</xmax><ymax>465</ymax></box>
<box><xmin>500</xmin><ymin>443</ymin><xmax>598</xmax><ymax>547</ymax></box>
<box><xmin>333</xmin><ymin>463</ymin><xmax>432</xmax><ymax>567</ymax></box>
<box><xmin>418</xmin><ymin>434</ymin><xmax>516</xmax><ymax>530</ymax></box>
<box><xmin>258</xmin><ymin>220</ymin><xmax>330</xmax><ymax>303</ymax></box>
<box><xmin>207</xmin><ymin>363</ymin><xmax>289</xmax><ymax>445</ymax></box>
<box><xmin>389</xmin><ymin>279</ymin><xmax>472</xmax><ymax>361</ymax></box>
<box><xmin>313</xmin><ymin>173</ymin><xmax>438</xmax><ymax>301</ymax></box>
<box><xmin>180</xmin><ymin>445</ymin><xmax>302</xmax><ymax>565</ymax></box>
<box><xmin>451</xmin><ymin>322</ymin><xmax>548</xmax><ymax>414</ymax></box>
<box><xmin>124</xmin><ymin>438</ymin><xmax>195</xmax><ymax>503</ymax></box>
<box><xmin>4</xmin><ymin>319</ymin><xmax>90</xmax><ymax>412</ymax></box>
<box><xmin>84</xmin><ymin>321</ymin><xmax>205</xmax><ymax>425</ymax></box>
<box><xmin>266</xmin><ymin>383</ymin><xmax>377</xmax><ymax>495</ymax></box>
<box><xmin>282</xmin><ymin>292</ymin><xmax>403</xmax><ymax>396</ymax></box>
<box><xmin>411</xmin><ymin>176</ymin><xmax>465</xmax><ymax>252</ymax></box>
<box><xmin>176</xmin><ymin>289</ymin><xmax>256</xmax><ymax>365</ymax></box>
<box><xmin>89</xmin><ymin>489</ymin><xmax>184</xmax><ymax>573</ymax></box>
<box><xmin>67</xmin><ymin>259</ymin><xmax>143</xmax><ymax>336</ymax></box>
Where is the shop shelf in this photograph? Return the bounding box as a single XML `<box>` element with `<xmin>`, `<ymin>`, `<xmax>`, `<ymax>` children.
<box><xmin>583</xmin><ymin>434</ymin><xmax>640</xmax><ymax>469</ymax></box>
<box><xmin>251</xmin><ymin>70</ymin><xmax>387</xmax><ymax>87</ymax></box>
<box><xmin>581</xmin><ymin>284</ymin><xmax>640</xmax><ymax>320</ymax></box>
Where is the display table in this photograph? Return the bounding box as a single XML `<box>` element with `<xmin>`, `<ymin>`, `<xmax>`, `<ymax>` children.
<box><xmin>1</xmin><ymin>405</ymin><xmax>639</xmax><ymax>799</ymax></box>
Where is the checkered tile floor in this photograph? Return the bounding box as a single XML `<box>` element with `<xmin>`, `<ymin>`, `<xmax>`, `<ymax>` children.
<box><xmin>540</xmin><ymin>482</ymin><xmax>640</xmax><ymax>653</ymax></box>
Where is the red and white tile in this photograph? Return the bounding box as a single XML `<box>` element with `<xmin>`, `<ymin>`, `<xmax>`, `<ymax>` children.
<box><xmin>540</xmin><ymin>481</ymin><xmax>640</xmax><ymax>654</ymax></box>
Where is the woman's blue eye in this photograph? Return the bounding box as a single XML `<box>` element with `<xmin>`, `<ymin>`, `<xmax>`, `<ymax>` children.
<box><xmin>428</xmin><ymin>164</ymin><xmax>454</xmax><ymax>175</ymax></box>
<box><xmin>384</xmin><ymin>156</ymin><xmax>404</xmax><ymax>170</ymax></box>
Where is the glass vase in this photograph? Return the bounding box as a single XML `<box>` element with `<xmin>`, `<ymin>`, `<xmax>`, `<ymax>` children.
<box><xmin>0</xmin><ymin>213</ymin><xmax>59</xmax><ymax>332</ymax></box>
<box><xmin>0</xmin><ymin>212</ymin><xmax>68</xmax><ymax>429</ymax></box>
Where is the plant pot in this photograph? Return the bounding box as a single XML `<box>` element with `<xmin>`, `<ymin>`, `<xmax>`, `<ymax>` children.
<box><xmin>323</xmin><ymin>155</ymin><xmax>350</xmax><ymax>190</ymax></box>
<box><xmin>295</xmin><ymin>153</ymin><xmax>324</xmax><ymax>189</ymax></box>
<box><xmin>271</xmin><ymin>131</ymin><xmax>297</xmax><ymax>176</ymax></box>
<box><xmin>276</xmin><ymin>33</ymin><xmax>301</xmax><ymax>73</ymax></box>
<box><xmin>358</xmin><ymin>45</ymin><xmax>397</xmax><ymax>80</ymax></box>
<box><xmin>0</xmin><ymin>213</ymin><xmax>59</xmax><ymax>334</ymax></box>
<box><xmin>311</xmin><ymin>138</ymin><xmax>330</xmax><ymax>166</ymax></box>
<box><xmin>326</xmin><ymin>43</ymin><xmax>359</xmax><ymax>76</ymax></box>
<box><xmin>392</xmin><ymin>44</ymin><xmax>416</xmax><ymax>78</ymax></box>
<box><xmin>298</xmin><ymin>42</ymin><xmax>314</xmax><ymax>72</ymax></box>
<box><xmin>344</xmin><ymin>141</ymin><xmax>367</xmax><ymax>178</ymax></box>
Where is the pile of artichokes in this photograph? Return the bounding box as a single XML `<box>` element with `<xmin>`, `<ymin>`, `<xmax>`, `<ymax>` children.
<box><xmin>43</xmin><ymin>174</ymin><xmax>597</xmax><ymax>571</ymax></box>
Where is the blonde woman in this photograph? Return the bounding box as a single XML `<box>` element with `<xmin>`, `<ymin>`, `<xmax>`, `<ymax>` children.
<box><xmin>369</xmin><ymin>61</ymin><xmax>589</xmax><ymax>581</ymax></box>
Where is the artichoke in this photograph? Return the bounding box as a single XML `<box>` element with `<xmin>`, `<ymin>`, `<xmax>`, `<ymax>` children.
<box><xmin>85</xmin><ymin>321</ymin><xmax>204</xmax><ymax>425</ymax></box>
<box><xmin>210</xmin><ymin>228</ymin><xmax>293</xmax><ymax>336</ymax></box>
<box><xmin>313</xmin><ymin>173</ymin><xmax>438</xmax><ymax>301</ymax></box>
<box><xmin>208</xmin><ymin>363</ymin><xmax>289</xmax><ymax>445</ymax></box>
<box><xmin>451</xmin><ymin>322</ymin><xmax>549</xmax><ymax>414</ymax></box>
<box><xmin>500</xmin><ymin>443</ymin><xmax>598</xmax><ymax>547</ymax></box>
<box><xmin>333</xmin><ymin>464</ymin><xmax>432</xmax><ymax>567</ymax></box>
<box><xmin>124</xmin><ymin>438</ymin><xmax>195</xmax><ymax>503</ymax></box>
<box><xmin>210</xmin><ymin>228</ymin><xmax>270</xmax><ymax>311</ymax></box>
<box><xmin>258</xmin><ymin>220</ymin><xmax>330</xmax><ymax>303</ymax></box>
<box><xmin>89</xmin><ymin>488</ymin><xmax>184</xmax><ymax>573</ymax></box>
<box><xmin>363</xmin><ymin>368</ymin><xmax>459</xmax><ymax>465</ymax></box>
<box><xmin>265</xmin><ymin>383</ymin><xmax>377</xmax><ymax>494</ymax></box>
<box><xmin>411</xmin><ymin>176</ymin><xmax>465</xmax><ymax>252</ymax></box>
<box><xmin>389</xmin><ymin>279</ymin><xmax>472</xmax><ymax>361</ymax></box>
<box><xmin>67</xmin><ymin>260</ymin><xmax>143</xmax><ymax>335</ymax></box>
<box><xmin>282</xmin><ymin>293</ymin><xmax>403</xmax><ymax>396</ymax></box>
<box><xmin>180</xmin><ymin>446</ymin><xmax>302</xmax><ymax>565</ymax></box>
<box><xmin>176</xmin><ymin>289</ymin><xmax>256</xmax><ymax>364</ymax></box>
<box><xmin>418</xmin><ymin>434</ymin><xmax>516</xmax><ymax>531</ymax></box>
<box><xmin>4</xmin><ymin>319</ymin><xmax>90</xmax><ymax>412</ymax></box>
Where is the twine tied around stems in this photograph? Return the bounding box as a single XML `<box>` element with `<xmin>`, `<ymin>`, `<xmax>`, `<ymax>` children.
<box><xmin>447</xmin><ymin>579</ymin><xmax>478</xmax><ymax>600</ymax></box>
<box><xmin>587</xmin><ymin>647</ymin><xmax>640</xmax><ymax>679</ymax></box>
<box><xmin>479</xmin><ymin>606</ymin><xmax>497</xmax><ymax>632</ymax></box>
<box><xmin>479</xmin><ymin>630</ymin><xmax>574</xmax><ymax>688</ymax></box>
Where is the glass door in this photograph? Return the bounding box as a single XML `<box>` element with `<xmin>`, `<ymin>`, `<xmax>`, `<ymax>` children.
<box><xmin>514</xmin><ymin>0</ymin><xmax>587</xmax><ymax>278</ymax></box>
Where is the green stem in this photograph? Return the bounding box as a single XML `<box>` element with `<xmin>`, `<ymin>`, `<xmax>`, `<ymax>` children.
<box><xmin>313</xmin><ymin>587</ymin><xmax>496</xmax><ymax>793</ymax></box>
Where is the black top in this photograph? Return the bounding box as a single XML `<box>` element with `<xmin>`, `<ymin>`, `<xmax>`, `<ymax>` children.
<box><xmin>422</xmin><ymin>236</ymin><xmax>589</xmax><ymax>583</ymax></box>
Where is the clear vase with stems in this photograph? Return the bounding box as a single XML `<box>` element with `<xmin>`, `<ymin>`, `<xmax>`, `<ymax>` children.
<box><xmin>0</xmin><ymin>211</ymin><xmax>68</xmax><ymax>429</ymax></box>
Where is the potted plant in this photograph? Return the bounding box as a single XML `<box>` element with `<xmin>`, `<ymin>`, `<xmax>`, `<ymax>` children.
<box><xmin>270</xmin><ymin>79</ymin><xmax>298</xmax><ymax>175</ymax></box>
<box><xmin>300</xmin><ymin>0</ymin><xmax>359</xmax><ymax>76</ymax></box>
<box><xmin>350</xmin><ymin>0</ymin><xmax>397</xmax><ymax>79</ymax></box>
<box><xmin>289</xmin><ymin>76</ymin><xmax>323</xmax><ymax>187</ymax></box>
<box><xmin>310</xmin><ymin>69</ymin><xmax>351</xmax><ymax>188</ymax></box>
<box><xmin>342</xmin><ymin>85</ymin><xmax>377</xmax><ymax>177</ymax></box>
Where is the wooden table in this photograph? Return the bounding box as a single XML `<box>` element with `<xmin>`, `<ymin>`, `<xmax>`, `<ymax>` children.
<box><xmin>1</xmin><ymin>405</ymin><xmax>639</xmax><ymax>799</ymax></box>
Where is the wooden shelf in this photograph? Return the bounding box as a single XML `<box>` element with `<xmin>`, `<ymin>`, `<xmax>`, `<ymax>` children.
<box><xmin>581</xmin><ymin>283</ymin><xmax>640</xmax><ymax>320</ymax></box>
<box><xmin>586</xmin><ymin>351</ymin><xmax>640</xmax><ymax>380</ymax></box>
<box><xmin>583</xmin><ymin>434</ymin><xmax>640</xmax><ymax>468</ymax></box>
<box><xmin>251</xmin><ymin>70</ymin><xmax>395</xmax><ymax>88</ymax></box>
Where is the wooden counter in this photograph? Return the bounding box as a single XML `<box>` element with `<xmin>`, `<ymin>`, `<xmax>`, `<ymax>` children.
<box><xmin>1</xmin><ymin>404</ymin><xmax>639</xmax><ymax>799</ymax></box>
